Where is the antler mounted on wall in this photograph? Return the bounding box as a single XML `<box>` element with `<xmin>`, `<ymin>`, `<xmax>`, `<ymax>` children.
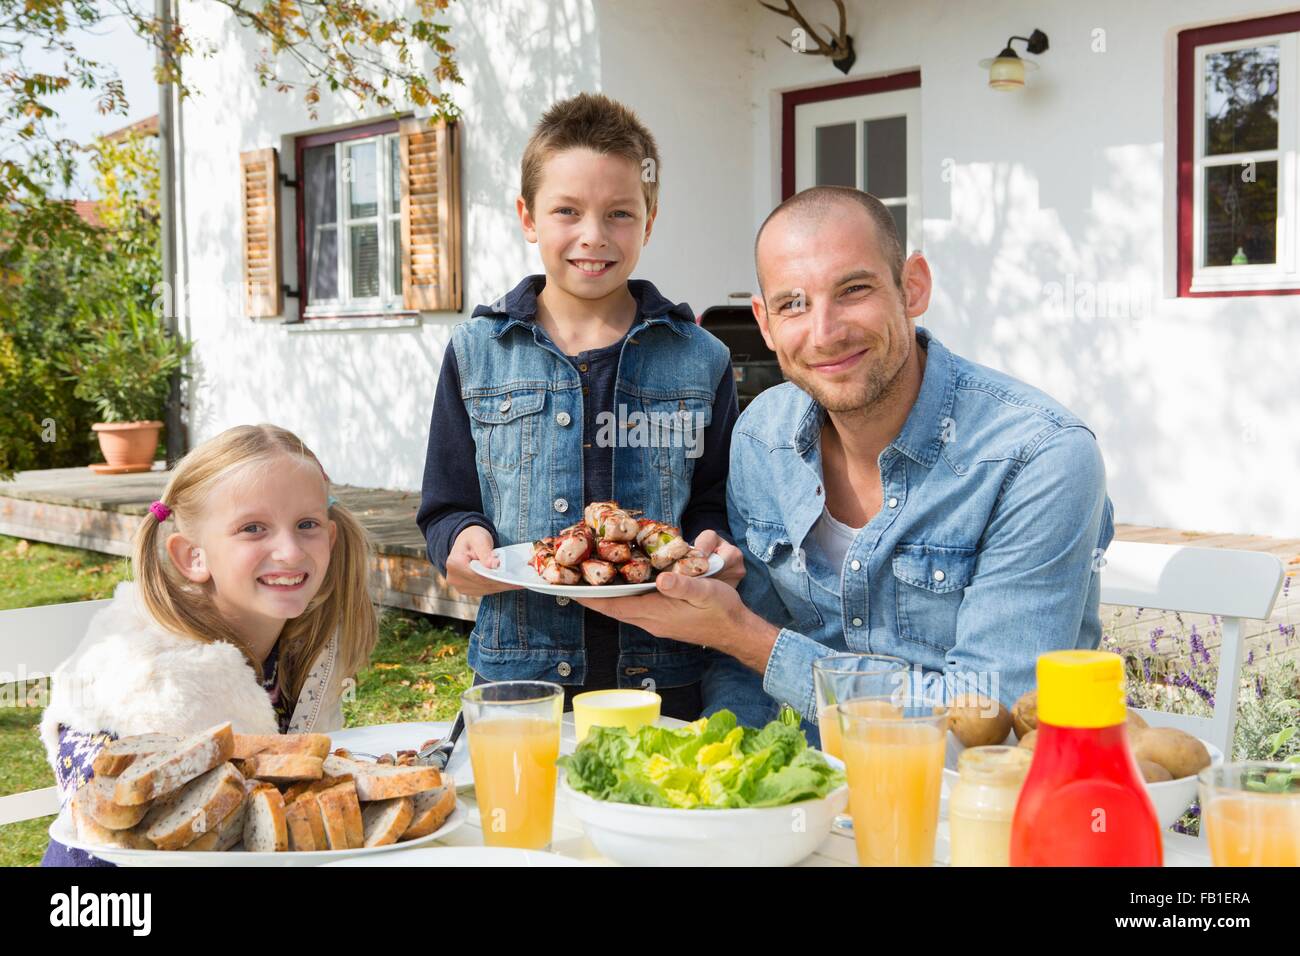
<box><xmin>758</xmin><ymin>0</ymin><xmax>856</xmax><ymax>74</ymax></box>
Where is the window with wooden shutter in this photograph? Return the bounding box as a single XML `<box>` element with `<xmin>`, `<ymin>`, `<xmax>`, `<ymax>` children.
<box><xmin>240</xmin><ymin>147</ymin><xmax>283</xmax><ymax>318</ymax></box>
<box><xmin>399</xmin><ymin>117</ymin><xmax>462</xmax><ymax>312</ymax></box>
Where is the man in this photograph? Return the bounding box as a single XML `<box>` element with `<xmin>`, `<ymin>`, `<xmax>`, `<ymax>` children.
<box><xmin>579</xmin><ymin>185</ymin><xmax>1114</xmax><ymax>734</ymax></box>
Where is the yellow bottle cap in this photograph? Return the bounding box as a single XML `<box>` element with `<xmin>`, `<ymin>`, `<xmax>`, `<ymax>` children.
<box><xmin>1036</xmin><ymin>650</ymin><xmax>1127</xmax><ymax>728</ymax></box>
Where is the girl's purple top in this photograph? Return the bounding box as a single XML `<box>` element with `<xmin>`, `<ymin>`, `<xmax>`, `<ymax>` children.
<box><xmin>41</xmin><ymin>641</ymin><xmax>287</xmax><ymax>866</ymax></box>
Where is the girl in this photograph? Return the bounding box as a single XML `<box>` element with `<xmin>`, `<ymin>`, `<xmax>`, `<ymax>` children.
<box><xmin>39</xmin><ymin>424</ymin><xmax>378</xmax><ymax>865</ymax></box>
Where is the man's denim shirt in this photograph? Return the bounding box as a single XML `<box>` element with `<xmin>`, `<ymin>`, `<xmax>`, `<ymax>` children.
<box><xmin>714</xmin><ymin>325</ymin><xmax>1115</xmax><ymax>727</ymax></box>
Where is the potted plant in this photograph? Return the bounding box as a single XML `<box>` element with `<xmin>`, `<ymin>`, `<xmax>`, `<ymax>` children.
<box><xmin>61</xmin><ymin>302</ymin><xmax>190</xmax><ymax>474</ymax></box>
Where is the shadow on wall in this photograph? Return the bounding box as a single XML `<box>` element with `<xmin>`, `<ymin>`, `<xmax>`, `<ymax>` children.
<box><xmin>181</xmin><ymin>0</ymin><xmax>605</xmax><ymax>489</ymax></box>
<box><xmin>923</xmin><ymin>142</ymin><xmax>1297</xmax><ymax>535</ymax></box>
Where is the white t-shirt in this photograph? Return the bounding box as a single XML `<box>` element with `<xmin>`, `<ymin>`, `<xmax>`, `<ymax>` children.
<box><xmin>808</xmin><ymin>505</ymin><xmax>862</xmax><ymax>570</ymax></box>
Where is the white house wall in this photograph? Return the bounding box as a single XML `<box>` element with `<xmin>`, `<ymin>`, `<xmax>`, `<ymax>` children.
<box><xmin>179</xmin><ymin>0</ymin><xmax>1300</xmax><ymax>537</ymax></box>
<box><xmin>176</xmin><ymin>0</ymin><xmax>756</xmax><ymax>494</ymax></box>
<box><xmin>748</xmin><ymin>0</ymin><xmax>1300</xmax><ymax>538</ymax></box>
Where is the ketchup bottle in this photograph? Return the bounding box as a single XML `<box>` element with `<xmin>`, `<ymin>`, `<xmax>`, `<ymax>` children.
<box><xmin>1010</xmin><ymin>650</ymin><xmax>1162</xmax><ymax>866</ymax></box>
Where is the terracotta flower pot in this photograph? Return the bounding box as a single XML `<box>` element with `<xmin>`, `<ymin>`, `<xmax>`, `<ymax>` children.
<box><xmin>90</xmin><ymin>421</ymin><xmax>163</xmax><ymax>474</ymax></box>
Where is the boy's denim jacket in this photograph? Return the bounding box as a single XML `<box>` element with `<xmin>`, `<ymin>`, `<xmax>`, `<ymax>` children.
<box><xmin>450</xmin><ymin>279</ymin><xmax>732</xmax><ymax>689</ymax></box>
<box><xmin>706</xmin><ymin>325</ymin><xmax>1115</xmax><ymax>726</ymax></box>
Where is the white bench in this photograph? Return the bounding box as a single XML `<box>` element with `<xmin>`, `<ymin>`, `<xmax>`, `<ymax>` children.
<box><xmin>0</xmin><ymin>599</ymin><xmax>110</xmax><ymax>827</ymax></box>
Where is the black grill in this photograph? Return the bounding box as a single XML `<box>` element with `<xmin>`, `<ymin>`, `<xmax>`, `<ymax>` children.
<box><xmin>697</xmin><ymin>306</ymin><xmax>785</xmax><ymax>409</ymax></box>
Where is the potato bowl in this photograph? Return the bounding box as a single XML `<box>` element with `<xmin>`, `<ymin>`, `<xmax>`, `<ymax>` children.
<box><xmin>941</xmin><ymin>731</ymin><xmax>1224</xmax><ymax>830</ymax></box>
<box><xmin>560</xmin><ymin>759</ymin><xmax>849</xmax><ymax>867</ymax></box>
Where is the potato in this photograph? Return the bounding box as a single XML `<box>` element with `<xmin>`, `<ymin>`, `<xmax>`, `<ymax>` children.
<box><xmin>1017</xmin><ymin>729</ymin><xmax>1037</xmax><ymax>751</ymax></box>
<box><xmin>1130</xmin><ymin>727</ymin><xmax>1211</xmax><ymax>780</ymax></box>
<box><xmin>947</xmin><ymin>694</ymin><xmax>1013</xmax><ymax>747</ymax></box>
<box><xmin>1011</xmin><ymin>690</ymin><xmax>1038</xmax><ymax>740</ymax></box>
<box><xmin>1138</xmin><ymin>759</ymin><xmax>1172</xmax><ymax>783</ymax></box>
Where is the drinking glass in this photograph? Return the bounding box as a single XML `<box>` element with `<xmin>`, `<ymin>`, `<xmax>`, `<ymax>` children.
<box><xmin>838</xmin><ymin>694</ymin><xmax>948</xmax><ymax>866</ymax></box>
<box><xmin>462</xmin><ymin>681</ymin><xmax>564</xmax><ymax>850</ymax></box>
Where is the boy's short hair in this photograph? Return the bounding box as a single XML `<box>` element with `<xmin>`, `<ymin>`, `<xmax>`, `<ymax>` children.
<box><xmin>520</xmin><ymin>92</ymin><xmax>660</xmax><ymax>215</ymax></box>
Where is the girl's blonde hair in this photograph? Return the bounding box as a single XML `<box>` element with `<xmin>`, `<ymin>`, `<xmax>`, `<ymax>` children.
<box><xmin>132</xmin><ymin>424</ymin><xmax>378</xmax><ymax>705</ymax></box>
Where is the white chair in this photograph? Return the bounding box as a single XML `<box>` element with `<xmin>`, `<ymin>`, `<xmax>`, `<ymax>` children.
<box><xmin>1100</xmin><ymin>541</ymin><xmax>1284</xmax><ymax>762</ymax></box>
<box><xmin>0</xmin><ymin>599</ymin><xmax>111</xmax><ymax>826</ymax></box>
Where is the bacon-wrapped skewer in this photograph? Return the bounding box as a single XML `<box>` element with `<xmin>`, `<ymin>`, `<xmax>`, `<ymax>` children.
<box><xmin>618</xmin><ymin>549</ymin><xmax>653</xmax><ymax>584</ymax></box>
<box><xmin>595</xmin><ymin>538</ymin><xmax>632</xmax><ymax>564</ymax></box>
<box><xmin>635</xmin><ymin>519</ymin><xmax>692</xmax><ymax>570</ymax></box>
<box><xmin>671</xmin><ymin>549</ymin><xmax>710</xmax><ymax>577</ymax></box>
<box><xmin>584</xmin><ymin>501</ymin><xmax>640</xmax><ymax>542</ymax></box>
<box><xmin>554</xmin><ymin>521</ymin><xmax>596</xmax><ymax>566</ymax></box>
<box><xmin>530</xmin><ymin>538</ymin><xmax>581</xmax><ymax>585</ymax></box>
<box><xmin>580</xmin><ymin>559</ymin><xmax>618</xmax><ymax>586</ymax></box>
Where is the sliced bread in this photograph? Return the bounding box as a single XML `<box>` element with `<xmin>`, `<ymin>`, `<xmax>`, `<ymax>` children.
<box><xmin>144</xmin><ymin>761</ymin><xmax>245</xmax><ymax>851</ymax></box>
<box><xmin>316</xmin><ymin>779</ymin><xmax>364</xmax><ymax>850</ymax></box>
<box><xmin>401</xmin><ymin>784</ymin><xmax>457</xmax><ymax>840</ymax></box>
<box><xmin>71</xmin><ymin>785</ymin><xmax>154</xmax><ymax>850</ymax></box>
<box><xmin>231</xmin><ymin>733</ymin><xmax>331</xmax><ymax>760</ymax></box>
<box><xmin>242</xmin><ymin>786</ymin><xmax>288</xmax><ymax>852</ymax></box>
<box><xmin>283</xmin><ymin>772</ymin><xmax>354</xmax><ymax>804</ymax></box>
<box><xmin>361</xmin><ymin>796</ymin><xmax>414</xmax><ymax>847</ymax></box>
<box><xmin>321</xmin><ymin>754</ymin><xmax>441</xmax><ymax>801</ymax></box>
<box><xmin>85</xmin><ymin>773</ymin><xmax>150</xmax><ymax>831</ymax></box>
<box><xmin>187</xmin><ymin>798</ymin><xmax>248</xmax><ymax>851</ymax></box>
<box><xmin>114</xmin><ymin>722</ymin><xmax>235</xmax><ymax>806</ymax></box>
<box><xmin>241</xmin><ymin>753</ymin><xmax>324</xmax><ymax>784</ymax></box>
<box><xmin>91</xmin><ymin>733</ymin><xmax>179</xmax><ymax>777</ymax></box>
<box><xmin>284</xmin><ymin>793</ymin><xmax>328</xmax><ymax>851</ymax></box>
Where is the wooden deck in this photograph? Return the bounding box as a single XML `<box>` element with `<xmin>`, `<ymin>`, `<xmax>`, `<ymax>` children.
<box><xmin>0</xmin><ymin>464</ymin><xmax>479</xmax><ymax>622</ymax></box>
<box><xmin>1</xmin><ymin>466</ymin><xmax>1297</xmax><ymax>655</ymax></box>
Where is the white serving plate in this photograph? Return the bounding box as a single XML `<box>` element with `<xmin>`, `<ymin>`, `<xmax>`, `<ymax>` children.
<box><xmin>51</xmin><ymin>722</ymin><xmax>473</xmax><ymax>866</ymax></box>
<box><xmin>324</xmin><ymin>846</ymin><xmax>588</xmax><ymax>867</ymax></box>
<box><xmin>560</xmin><ymin>755</ymin><xmax>849</xmax><ymax>867</ymax></box>
<box><xmin>941</xmin><ymin>729</ymin><xmax>1224</xmax><ymax>831</ymax></box>
<box><xmin>471</xmin><ymin>542</ymin><xmax>723</xmax><ymax>598</ymax></box>
<box><xmin>51</xmin><ymin>802</ymin><xmax>466</xmax><ymax>868</ymax></box>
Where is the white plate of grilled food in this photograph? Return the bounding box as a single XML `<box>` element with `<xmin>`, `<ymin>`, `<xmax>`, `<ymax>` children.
<box><xmin>470</xmin><ymin>501</ymin><xmax>723</xmax><ymax>597</ymax></box>
<box><xmin>50</xmin><ymin>722</ymin><xmax>464</xmax><ymax>867</ymax></box>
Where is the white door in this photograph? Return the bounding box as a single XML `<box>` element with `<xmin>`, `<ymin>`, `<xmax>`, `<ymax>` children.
<box><xmin>794</xmin><ymin>88</ymin><xmax>921</xmax><ymax>253</ymax></box>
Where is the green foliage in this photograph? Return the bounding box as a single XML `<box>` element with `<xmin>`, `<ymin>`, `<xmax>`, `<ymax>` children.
<box><xmin>0</xmin><ymin>129</ymin><xmax>178</xmax><ymax>474</ymax></box>
<box><xmin>61</xmin><ymin>308</ymin><xmax>189</xmax><ymax>423</ymax></box>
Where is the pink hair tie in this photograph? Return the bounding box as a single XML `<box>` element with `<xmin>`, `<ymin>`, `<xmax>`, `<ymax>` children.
<box><xmin>149</xmin><ymin>500</ymin><xmax>172</xmax><ymax>522</ymax></box>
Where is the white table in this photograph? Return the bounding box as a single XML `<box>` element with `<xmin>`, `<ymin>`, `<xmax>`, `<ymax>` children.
<box><xmin>414</xmin><ymin>715</ymin><xmax>1211</xmax><ymax>867</ymax></box>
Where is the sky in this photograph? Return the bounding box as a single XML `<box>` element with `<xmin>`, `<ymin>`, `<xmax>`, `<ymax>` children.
<box><xmin>23</xmin><ymin>9</ymin><xmax>159</xmax><ymax>197</ymax></box>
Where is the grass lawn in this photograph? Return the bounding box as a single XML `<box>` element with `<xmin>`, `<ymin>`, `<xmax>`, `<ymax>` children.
<box><xmin>0</xmin><ymin>534</ymin><xmax>471</xmax><ymax>867</ymax></box>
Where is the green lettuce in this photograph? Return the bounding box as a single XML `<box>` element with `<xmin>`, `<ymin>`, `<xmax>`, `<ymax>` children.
<box><xmin>559</xmin><ymin>709</ymin><xmax>845</xmax><ymax>809</ymax></box>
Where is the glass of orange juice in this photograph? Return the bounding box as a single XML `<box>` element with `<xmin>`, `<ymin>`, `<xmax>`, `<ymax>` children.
<box><xmin>813</xmin><ymin>654</ymin><xmax>909</xmax><ymax>760</ymax></box>
<box><xmin>1199</xmin><ymin>761</ymin><xmax>1300</xmax><ymax>866</ymax></box>
<box><xmin>462</xmin><ymin>681</ymin><xmax>564</xmax><ymax>850</ymax></box>
<box><xmin>838</xmin><ymin>694</ymin><xmax>948</xmax><ymax>867</ymax></box>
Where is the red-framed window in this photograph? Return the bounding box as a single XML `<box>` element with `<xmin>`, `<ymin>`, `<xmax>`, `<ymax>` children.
<box><xmin>780</xmin><ymin>70</ymin><xmax>921</xmax><ymax>200</ymax></box>
<box><xmin>1178</xmin><ymin>12</ymin><xmax>1300</xmax><ymax>297</ymax></box>
<box><xmin>294</xmin><ymin>118</ymin><xmax>407</xmax><ymax>321</ymax></box>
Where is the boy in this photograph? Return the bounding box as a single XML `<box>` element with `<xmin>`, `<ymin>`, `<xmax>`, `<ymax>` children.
<box><xmin>416</xmin><ymin>92</ymin><xmax>743</xmax><ymax>718</ymax></box>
